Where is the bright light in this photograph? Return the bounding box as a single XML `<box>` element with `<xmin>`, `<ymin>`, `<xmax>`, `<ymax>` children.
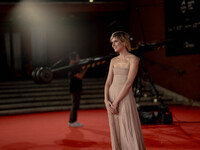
<box><xmin>10</xmin><ymin>1</ymin><xmax>73</xmax><ymax>64</ymax></box>
<box><xmin>89</xmin><ymin>0</ymin><xmax>94</xmax><ymax>3</ymax></box>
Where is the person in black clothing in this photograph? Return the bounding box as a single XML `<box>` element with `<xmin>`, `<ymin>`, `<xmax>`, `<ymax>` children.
<box><xmin>68</xmin><ymin>51</ymin><xmax>87</xmax><ymax>127</ymax></box>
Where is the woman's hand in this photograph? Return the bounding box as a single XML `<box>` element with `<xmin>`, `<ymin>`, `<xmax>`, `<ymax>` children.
<box><xmin>105</xmin><ymin>100</ymin><xmax>118</xmax><ymax>115</ymax></box>
<box><xmin>110</xmin><ymin>101</ymin><xmax>119</xmax><ymax>115</ymax></box>
<box><xmin>105</xmin><ymin>100</ymin><xmax>119</xmax><ymax>115</ymax></box>
<box><xmin>105</xmin><ymin>100</ymin><xmax>112</xmax><ymax>110</ymax></box>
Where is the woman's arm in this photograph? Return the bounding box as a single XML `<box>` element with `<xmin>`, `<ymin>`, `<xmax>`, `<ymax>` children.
<box><xmin>104</xmin><ymin>59</ymin><xmax>114</xmax><ymax>110</ymax></box>
<box><xmin>112</xmin><ymin>55</ymin><xmax>139</xmax><ymax>111</ymax></box>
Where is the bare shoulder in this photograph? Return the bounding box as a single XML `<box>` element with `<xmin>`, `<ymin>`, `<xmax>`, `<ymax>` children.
<box><xmin>108</xmin><ymin>57</ymin><xmax>117</xmax><ymax>67</ymax></box>
<box><xmin>111</xmin><ymin>56</ymin><xmax>118</xmax><ymax>63</ymax></box>
<box><xmin>126</xmin><ymin>53</ymin><xmax>140</xmax><ymax>61</ymax></box>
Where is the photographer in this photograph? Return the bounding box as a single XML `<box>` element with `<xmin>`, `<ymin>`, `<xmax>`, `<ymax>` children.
<box><xmin>68</xmin><ymin>51</ymin><xmax>87</xmax><ymax>127</ymax></box>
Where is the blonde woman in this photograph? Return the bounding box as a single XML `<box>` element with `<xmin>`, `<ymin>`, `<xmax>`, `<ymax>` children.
<box><xmin>104</xmin><ymin>31</ymin><xmax>146</xmax><ymax>150</ymax></box>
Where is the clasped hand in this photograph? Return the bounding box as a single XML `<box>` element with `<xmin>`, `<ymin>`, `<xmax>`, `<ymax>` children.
<box><xmin>105</xmin><ymin>101</ymin><xmax>119</xmax><ymax>115</ymax></box>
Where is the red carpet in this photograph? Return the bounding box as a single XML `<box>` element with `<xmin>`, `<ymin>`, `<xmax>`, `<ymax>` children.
<box><xmin>0</xmin><ymin>105</ymin><xmax>200</xmax><ymax>150</ymax></box>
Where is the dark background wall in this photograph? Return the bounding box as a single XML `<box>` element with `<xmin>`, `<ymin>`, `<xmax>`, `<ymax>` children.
<box><xmin>129</xmin><ymin>0</ymin><xmax>200</xmax><ymax>101</ymax></box>
<box><xmin>0</xmin><ymin>0</ymin><xmax>199</xmax><ymax>101</ymax></box>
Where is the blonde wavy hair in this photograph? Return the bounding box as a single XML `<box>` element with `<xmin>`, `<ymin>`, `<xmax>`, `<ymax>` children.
<box><xmin>110</xmin><ymin>31</ymin><xmax>131</xmax><ymax>51</ymax></box>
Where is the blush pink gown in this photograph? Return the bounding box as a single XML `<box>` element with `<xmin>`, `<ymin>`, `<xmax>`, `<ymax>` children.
<box><xmin>108</xmin><ymin>68</ymin><xmax>146</xmax><ymax>150</ymax></box>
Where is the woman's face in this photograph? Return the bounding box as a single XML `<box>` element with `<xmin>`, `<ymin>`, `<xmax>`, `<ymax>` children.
<box><xmin>111</xmin><ymin>37</ymin><xmax>125</xmax><ymax>52</ymax></box>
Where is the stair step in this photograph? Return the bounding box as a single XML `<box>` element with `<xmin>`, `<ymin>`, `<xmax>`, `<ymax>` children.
<box><xmin>0</xmin><ymin>78</ymin><xmax>105</xmax><ymax>85</ymax></box>
<box><xmin>0</xmin><ymin>98</ymin><xmax>104</xmax><ymax>110</ymax></box>
<box><xmin>0</xmin><ymin>77</ymin><xmax>175</xmax><ymax>116</ymax></box>
<box><xmin>0</xmin><ymin>94</ymin><xmax>104</xmax><ymax>103</ymax></box>
<box><xmin>0</xmin><ymin>104</ymin><xmax>106</xmax><ymax>116</ymax></box>
<box><xmin>0</xmin><ymin>90</ymin><xmax>104</xmax><ymax>99</ymax></box>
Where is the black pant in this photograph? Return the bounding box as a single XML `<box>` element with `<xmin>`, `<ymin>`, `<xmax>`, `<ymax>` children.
<box><xmin>69</xmin><ymin>92</ymin><xmax>81</xmax><ymax>123</ymax></box>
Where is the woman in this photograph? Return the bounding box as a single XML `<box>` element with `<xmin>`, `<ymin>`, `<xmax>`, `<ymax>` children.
<box><xmin>104</xmin><ymin>31</ymin><xmax>146</xmax><ymax>150</ymax></box>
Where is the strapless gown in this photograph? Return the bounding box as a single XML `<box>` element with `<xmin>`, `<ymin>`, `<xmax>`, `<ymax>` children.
<box><xmin>108</xmin><ymin>67</ymin><xmax>146</xmax><ymax>150</ymax></box>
